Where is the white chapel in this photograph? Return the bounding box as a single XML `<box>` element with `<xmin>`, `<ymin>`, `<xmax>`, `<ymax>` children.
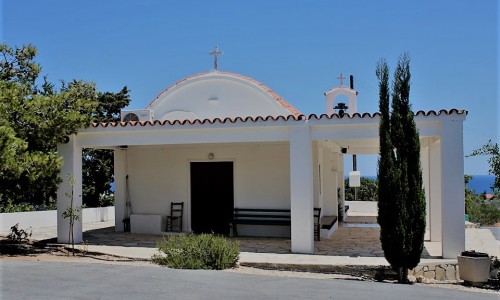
<box><xmin>57</xmin><ymin>48</ymin><xmax>467</xmax><ymax>258</ymax></box>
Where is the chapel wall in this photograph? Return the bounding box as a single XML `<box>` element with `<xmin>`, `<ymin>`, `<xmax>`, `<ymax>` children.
<box><xmin>125</xmin><ymin>143</ymin><xmax>291</xmax><ymax>234</ymax></box>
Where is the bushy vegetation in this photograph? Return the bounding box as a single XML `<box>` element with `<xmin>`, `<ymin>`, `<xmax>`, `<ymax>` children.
<box><xmin>152</xmin><ymin>234</ymin><xmax>239</xmax><ymax>270</ymax></box>
<box><xmin>0</xmin><ymin>46</ymin><xmax>97</xmax><ymax>209</ymax></box>
<box><xmin>0</xmin><ymin>43</ymin><xmax>129</xmax><ymax>211</ymax></box>
<box><xmin>344</xmin><ymin>177</ymin><xmax>378</xmax><ymax>201</ymax></box>
<box><xmin>465</xmin><ymin>175</ymin><xmax>500</xmax><ymax>225</ymax></box>
<box><xmin>470</xmin><ymin>202</ymin><xmax>500</xmax><ymax>225</ymax></box>
<box><xmin>466</xmin><ymin>140</ymin><xmax>500</xmax><ymax>225</ymax></box>
<box><xmin>0</xmin><ymin>195</ymin><xmax>56</xmax><ymax>213</ymax></box>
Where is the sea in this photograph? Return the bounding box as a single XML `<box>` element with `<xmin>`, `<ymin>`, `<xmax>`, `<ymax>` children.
<box><xmin>466</xmin><ymin>175</ymin><xmax>496</xmax><ymax>194</ymax></box>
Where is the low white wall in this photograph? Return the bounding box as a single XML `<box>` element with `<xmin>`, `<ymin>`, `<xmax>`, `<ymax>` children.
<box><xmin>345</xmin><ymin>201</ymin><xmax>378</xmax><ymax>215</ymax></box>
<box><xmin>82</xmin><ymin>206</ymin><xmax>115</xmax><ymax>223</ymax></box>
<box><xmin>0</xmin><ymin>206</ymin><xmax>115</xmax><ymax>232</ymax></box>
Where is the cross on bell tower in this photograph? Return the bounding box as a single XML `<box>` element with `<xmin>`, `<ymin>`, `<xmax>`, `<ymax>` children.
<box><xmin>337</xmin><ymin>73</ymin><xmax>346</xmax><ymax>86</ymax></box>
<box><xmin>209</xmin><ymin>45</ymin><xmax>223</xmax><ymax>70</ymax></box>
<box><xmin>324</xmin><ymin>73</ymin><xmax>358</xmax><ymax>115</ymax></box>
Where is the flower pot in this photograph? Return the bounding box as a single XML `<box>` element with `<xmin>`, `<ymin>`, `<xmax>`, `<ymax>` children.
<box><xmin>457</xmin><ymin>251</ymin><xmax>490</xmax><ymax>286</ymax></box>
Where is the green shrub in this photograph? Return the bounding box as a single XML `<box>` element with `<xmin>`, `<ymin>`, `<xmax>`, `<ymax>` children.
<box><xmin>469</xmin><ymin>202</ymin><xmax>500</xmax><ymax>226</ymax></box>
<box><xmin>0</xmin><ymin>199</ymin><xmax>36</xmax><ymax>213</ymax></box>
<box><xmin>152</xmin><ymin>234</ymin><xmax>239</xmax><ymax>270</ymax></box>
<box><xmin>98</xmin><ymin>191</ymin><xmax>115</xmax><ymax>207</ymax></box>
<box><xmin>0</xmin><ymin>194</ymin><xmax>56</xmax><ymax>212</ymax></box>
<box><xmin>345</xmin><ymin>177</ymin><xmax>378</xmax><ymax>201</ymax></box>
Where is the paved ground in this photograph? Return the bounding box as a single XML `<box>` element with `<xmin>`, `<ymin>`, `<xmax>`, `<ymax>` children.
<box><xmin>1</xmin><ymin>260</ymin><xmax>497</xmax><ymax>300</ymax></box>
<box><xmin>15</xmin><ymin>220</ymin><xmax>498</xmax><ymax>267</ymax></box>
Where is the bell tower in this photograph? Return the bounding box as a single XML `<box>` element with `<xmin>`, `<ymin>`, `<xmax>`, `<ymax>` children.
<box><xmin>324</xmin><ymin>74</ymin><xmax>358</xmax><ymax>115</ymax></box>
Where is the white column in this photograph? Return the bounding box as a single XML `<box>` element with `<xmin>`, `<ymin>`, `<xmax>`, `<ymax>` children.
<box><xmin>429</xmin><ymin>140</ymin><xmax>442</xmax><ymax>242</ymax></box>
<box><xmin>323</xmin><ymin>150</ymin><xmax>337</xmax><ymax>216</ymax></box>
<box><xmin>421</xmin><ymin>143</ymin><xmax>431</xmax><ymax>240</ymax></box>
<box><xmin>440</xmin><ymin>120</ymin><xmax>465</xmax><ymax>258</ymax></box>
<box><xmin>114</xmin><ymin>148</ymin><xmax>127</xmax><ymax>231</ymax></box>
<box><xmin>317</xmin><ymin>145</ymin><xmax>324</xmax><ymax>209</ymax></box>
<box><xmin>312</xmin><ymin>142</ymin><xmax>319</xmax><ymax>208</ymax></box>
<box><xmin>338</xmin><ymin>153</ymin><xmax>345</xmax><ymax>220</ymax></box>
<box><xmin>289</xmin><ymin>126</ymin><xmax>314</xmax><ymax>254</ymax></box>
<box><xmin>57</xmin><ymin>135</ymin><xmax>83</xmax><ymax>243</ymax></box>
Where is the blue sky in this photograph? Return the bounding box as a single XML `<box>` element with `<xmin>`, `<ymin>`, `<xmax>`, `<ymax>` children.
<box><xmin>1</xmin><ymin>0</ymin><xmax>498</xmax><ymax>176</ymax></box>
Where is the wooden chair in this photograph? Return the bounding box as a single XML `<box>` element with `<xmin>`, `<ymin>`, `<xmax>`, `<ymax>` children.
<box><xmin>314</xmin><ymin>207</ymin><xmax>321</xmax><ymax>241</ymax></box>
<box><xmin>166</xmin><ymin>202</ymin><xmax>184</xmax><ymax>232</ymax></box>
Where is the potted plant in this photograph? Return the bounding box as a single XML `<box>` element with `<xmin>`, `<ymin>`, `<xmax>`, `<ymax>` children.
<box><xmin>458</xmin><ymin>250</ymin><xmax>491</xmax><ymax>286</ymax></box>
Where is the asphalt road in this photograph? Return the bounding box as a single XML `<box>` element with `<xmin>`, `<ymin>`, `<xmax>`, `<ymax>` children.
<box><xmin>0</xmin><ymin>260</ymin><xmax>496</xmax><ymax>300</ymax></box>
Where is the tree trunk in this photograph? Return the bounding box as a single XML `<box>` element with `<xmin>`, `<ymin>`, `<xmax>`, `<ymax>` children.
<box><xmin>398</xmin><ymin>267</ymin><xmax>409</xmax><ymax>283</ymax></box>
<box><xmin>70</xmin><ymin>220</ymin><xmax>75</xmax><ymax>256</ymax></box>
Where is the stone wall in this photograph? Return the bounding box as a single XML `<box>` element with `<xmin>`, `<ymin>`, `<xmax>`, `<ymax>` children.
<box><xmin>408</xmin><ymin>263</ymin><xmax>460</xmax><ymax>282</ymax></box>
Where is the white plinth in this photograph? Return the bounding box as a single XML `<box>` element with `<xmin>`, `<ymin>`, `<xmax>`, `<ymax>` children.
<box><xmin>130</xmin><ymin>214</ymin><xmax>165</xmax><ymax>234</ymax></box>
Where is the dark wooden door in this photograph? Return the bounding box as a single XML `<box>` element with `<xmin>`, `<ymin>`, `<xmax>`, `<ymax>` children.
<box><xmin>190</xmin><ymin>162</ymin><xmax>234</xmax><ymax>235</ymax></box>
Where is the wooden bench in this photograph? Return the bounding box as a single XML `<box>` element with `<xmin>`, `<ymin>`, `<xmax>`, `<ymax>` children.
<box><xmin>321</xmin><ymin>215</ymin><xmax>338</xmax><ymax>230</ymax></box>
<box><xmin>233</xmin><ymin>208</ymin><xmax>321</xmax><ymax>241</ymax></box>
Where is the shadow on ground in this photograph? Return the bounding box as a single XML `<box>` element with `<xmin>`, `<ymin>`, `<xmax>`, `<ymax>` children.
<box><xmin>0</xmin><ymin>239</ymin><xmax>58</xmax><ymax>256</ymax></box>
<box><xmin>36</xmin><ymin>225</ymin><xmax>439</xmax><ymax>259</ymax></box>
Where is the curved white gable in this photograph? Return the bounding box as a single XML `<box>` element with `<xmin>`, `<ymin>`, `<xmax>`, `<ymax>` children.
<box><xmin>147</xmin><ymin>71</ymin><xmax>300</xmax><ymax>121</ymax></box>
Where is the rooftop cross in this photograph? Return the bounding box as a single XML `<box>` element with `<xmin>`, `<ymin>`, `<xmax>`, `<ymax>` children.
<box><xmin>209</xmin><ymin>45</ymin><xmax>223</xmax><ymax>70</ymax></box>
<box><xmin>337</xmin><ymin>73</ymin><xmax>346</xmax><ymax>86</ymax></box>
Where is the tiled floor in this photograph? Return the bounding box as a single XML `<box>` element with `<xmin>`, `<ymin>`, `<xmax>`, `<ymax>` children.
<box><xmin>78</xmin><ymin>223</ymin><xmax>441</xmax><ymax>259</ymax></box>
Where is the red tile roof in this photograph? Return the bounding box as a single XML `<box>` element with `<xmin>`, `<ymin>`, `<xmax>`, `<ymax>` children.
<box><xmin>91</xmin><ymin>109</ymin><xmax>467</xmax><ymax>128</ymax></box>
<box><xmin>307</xmin><ymin>109</ymin><xmax>468</xmax><ymax>120</ymax></box>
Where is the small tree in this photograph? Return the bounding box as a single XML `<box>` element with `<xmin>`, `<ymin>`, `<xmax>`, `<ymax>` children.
<box><xmin>7</xmin><ymin>223</ymin><xmax>32</xmax><ymax>242</ymax></box>
<box><xmin>61</xmin><ymin>174</ymin><xmax>82</xmax><ymax>255</ymax></box>
<box><xmin>377</xmin><ymin>54</ymin><xmax>426</xmax><ymax>283</ymax></box>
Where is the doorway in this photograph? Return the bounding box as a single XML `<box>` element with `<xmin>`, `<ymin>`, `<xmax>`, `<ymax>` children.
<box><xmin>190</xmin><ymin>162</ymin><xmax>234</xmax><ymax>235</ymax></box>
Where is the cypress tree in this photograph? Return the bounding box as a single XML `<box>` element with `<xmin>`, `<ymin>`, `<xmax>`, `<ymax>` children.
<box><xmin>377</xmin><ymin>53</ymin><xmax>426</xmax><ymax>283</ymax></box>
<box><xmin>376</xmin><ymin>59</ymin><xmax>405</xmax><ymax>274</ymax></box>
<box><xmin>376</xmin><ymin>58</ymin><xmax>399</xmax><ymax>268</ymax></box>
